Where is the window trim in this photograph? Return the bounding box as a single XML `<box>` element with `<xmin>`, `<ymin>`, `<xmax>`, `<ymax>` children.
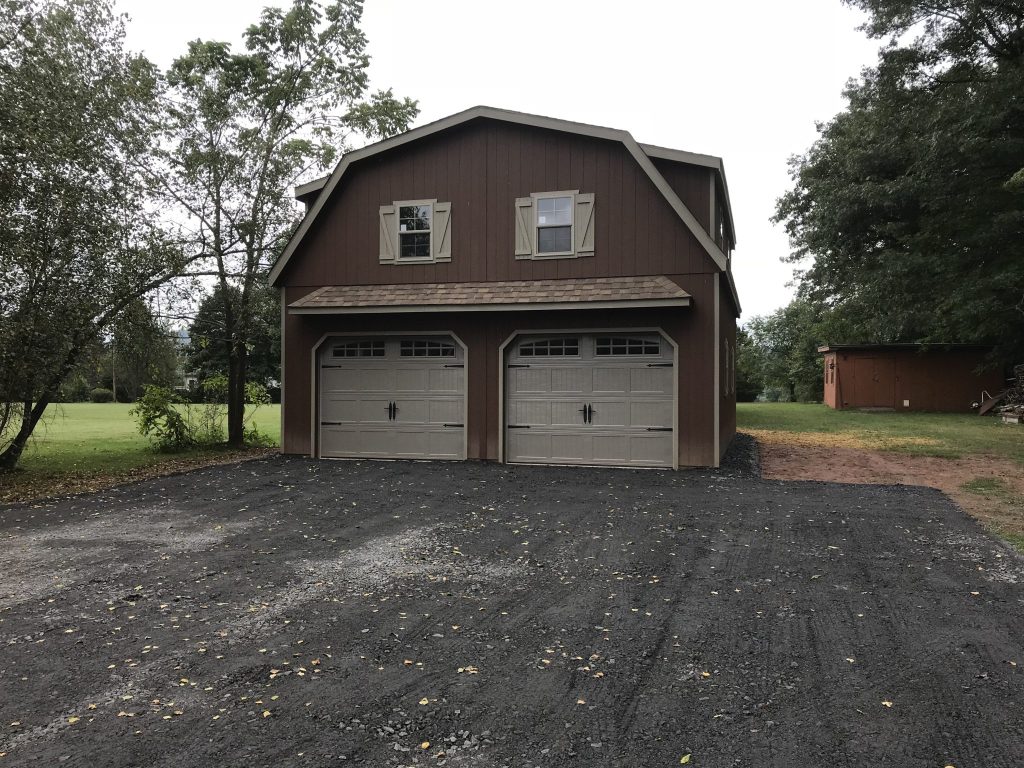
<box><xmin>394</xmin><ymin>198</ymin><xmax>436</xmax><ymax>263</ymax></box>
<box><xmin>531</xmin><ymin>190</ymin><xmax>577</xmax><ymax>258</ymax></box>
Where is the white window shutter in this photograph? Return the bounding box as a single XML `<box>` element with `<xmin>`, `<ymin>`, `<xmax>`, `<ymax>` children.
<box><xmin>379</xmin><ymin>205</ymin><xmax>396</xmax><ymax>263</ymax></box>
<box><xmin>432</xmin><ymin>201</ymin><xmax>451</xmax><ymax>262</ymax></box>
<box><xmin>574</xmin><ymin>193</ymin><xmax>595</xmax><ymax>257</ymax></box>
<box><xmin>514</xmin><ymin>197</ymin><xmax>533</xmax><ymax>258</ymax></box>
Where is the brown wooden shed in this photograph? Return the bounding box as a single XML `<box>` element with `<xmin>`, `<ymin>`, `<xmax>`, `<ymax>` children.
<box><xmin>819</xmin><ymin>344</ymin><xmax>1004</xmax><ymax>412</ymax></box>
<box><xmin>270</xmin><ymin>106</ymin><xmax>740</xmax><ymax>468</ymax></box>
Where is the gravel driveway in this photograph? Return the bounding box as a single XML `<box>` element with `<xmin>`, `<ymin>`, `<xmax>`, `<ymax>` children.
<box><xmin>1</xmin><ymin>442</ymin><xmax>1022</xmax><ymax>767</ymax></box>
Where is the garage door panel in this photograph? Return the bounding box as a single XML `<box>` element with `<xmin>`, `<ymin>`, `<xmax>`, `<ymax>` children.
<box><xmin>592</xmin><ymin>368</ymin><xmax>629</xmax><ymax>393</ymax></box>
<box><xmin>510</xmin><ymin>368</ymin><xmax>551</xmax><ymax>393</ymax></box>
<box><xmin>508</xmin><ymin>400</ymin><xmax>550</xmax><ymax>427</ymax></box>
<box><xmin>428</xmin><ymin>368</ymin><xmax>463</xmax><ymax>393</ymax></box>
<box><xmin>551</xmin><ymin>401</ymin><xmax>586</xmax><ymax>427</ymax></box>
<box><xmin>550</xmin><ymin>434</ymin><xmax>588</xmax><ymax>461</ymax></box>
<box><xmin>629</xmin><ymin>434</ymin><xmax>673</xmax><ymax>465</ymax></box>
<box><xmin>630</xmin><ymin>367</ymin><xmax>673</xmax><ymax>393</ymax></box>
<box><xmin>393</xmin><ymin>367</ymin><xmax>429</xmax><ymax>392</ymax></box>
<box><xmin>507</xmin><ymin>431</ymin><xmax>551</xmax><ymax>461</ymax></box>
<box><xmin>589</xmin><ymin>401</ymin><xmax>627</xmax><ymax>428</ymax></box>
<box><xmin>428</xmin><ymin>399</ymin><xmax>463</xmax><ymax>424</ymax></box>
<box><xmin>629</xmin><ymin>400</ymin><xmax>673</xmax><ymax>428</ymax></box>
<box><xmin>428</xmin><ymin>429</ymin><xmax>464</xmax><ymax>459</ymax></box>
<box><xmin>321</xmin><ymin>396</ymin><xmax>391</xmax><ymax>424</ymax></box>
<box><xmin>550</xmin><ymin>368</ymin><xmax>588</xmax><ymax>393</ymax></box>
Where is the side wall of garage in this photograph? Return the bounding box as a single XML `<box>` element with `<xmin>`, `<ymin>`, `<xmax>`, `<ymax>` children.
<box><xmin>282</xmin><ymin>277</ymin><xmax>720</xmax><ymax>466</ymax></box>
<box><xmin>718</xmin><ymin>275</ymin><xmax>737</xmax><ymax>461</ymax></box>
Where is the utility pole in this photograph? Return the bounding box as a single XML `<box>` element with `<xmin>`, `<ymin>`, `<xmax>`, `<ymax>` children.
<box><xmin>111</xmin><ymin>339</ymin><xmax>117</xmax><ymax>403</ymax></box>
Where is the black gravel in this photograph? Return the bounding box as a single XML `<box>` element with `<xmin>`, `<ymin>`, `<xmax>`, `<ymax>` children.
<box><xmin>1</xmin><ymin>455</ymin><xmax>1022</xmax><ymax>768</ymax></box>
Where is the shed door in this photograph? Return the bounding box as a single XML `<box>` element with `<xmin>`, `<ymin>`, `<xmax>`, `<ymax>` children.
<box><xmin>318</xmin><ymin>336</ymin><xmax>465</xmax><ymax>459</ymax></box>
<box><xmin>505</xmin><ymin>333</ymin><xmax>674</xmax><ymax>467</ymax></box>
<box><xmin>852</xmin><ymin>357</ymin><xmax>895</xmax><ymax>408</ymax></box>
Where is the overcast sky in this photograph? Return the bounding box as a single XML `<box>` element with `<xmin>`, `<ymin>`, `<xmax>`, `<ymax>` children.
<box><xmin>120</xmin><ymin>0</ymin><xmax>883</xmax><ymax>321</ymax></box>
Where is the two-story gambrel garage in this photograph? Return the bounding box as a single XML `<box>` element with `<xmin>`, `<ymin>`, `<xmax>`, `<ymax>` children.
<box><xmin>269</xmin><ymin>107</ymin><xmax>741</xmax><ymax>468</ymax></box>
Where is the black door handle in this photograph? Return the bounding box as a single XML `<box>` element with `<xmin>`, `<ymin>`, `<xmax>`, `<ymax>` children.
<box><xmin>578</xmin><ymin>405</ymin><xmax>588</xmax><ymax>424</ymax></box>
<box><xmin>587</xmin><ymin>404</ymin><xmax>594</xmax><ymax>423</ymax></box>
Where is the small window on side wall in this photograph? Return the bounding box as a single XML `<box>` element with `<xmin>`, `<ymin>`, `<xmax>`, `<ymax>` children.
<box><xmin>514</xmin><ymin>191</ymin><xmax>594</xmax><ymax>260</ymax></box>
<box><xmin>379</xmin><ymin>199</ymin><xmax>452</xmax><ymax>265</ymax></box>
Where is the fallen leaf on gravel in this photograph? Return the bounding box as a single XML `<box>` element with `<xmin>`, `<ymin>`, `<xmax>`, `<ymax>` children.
<box><xmin>970</xmin><ymin>591</ymin><xmax>980</xmax><ymax>596</ymax></box>
<box><xmin>420</xmin><ymin>741</ymin><xmax>430</xmax><ymax>749</ymax></box>
<box><xmin>576</xmin><ymin>698</ymin><xmax>586</xmax><ymax>705</ymax></box>
<box><xmin>845</xmin><ymin>658</ymin><xmax>855</xmax><ymax>663</ymax></box>
<box><xmin>680</xmin><ymin>754</ymin><xmax>691</xmax><ymax>764</ymax></box>
<box><xmin>881</xmin><ymin>701</ymin><xmax>893</xmax><ymax>708</ymax></box>
<box><xmin>404</xmin><ymin>660</ymin><xmax>414</xmax><ymax>666</ymax></box>
<box><xmin>67</xmin><ymin>717</ymin><xmax>80</xmax><ymax>724</ymax></box>
<box><xmin>419</xmin><ymin>698</ymin><xmax>430</xmax><ymax>705</ymax></box>
<box><xmin>262</xmin><ymin>710</ymin><xmax>272</xmax><ymax>718</ymax></box>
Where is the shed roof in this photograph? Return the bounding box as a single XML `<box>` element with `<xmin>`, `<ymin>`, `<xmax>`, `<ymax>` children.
<box><xmin>817</xmin><ymin>343</ymin><xmax>992</xmax><ymax>354</ymax></box>
<box><xmin>288</xmin><ymin>275</ymin><xmax>690</xmax><ymax>314</ymax></box>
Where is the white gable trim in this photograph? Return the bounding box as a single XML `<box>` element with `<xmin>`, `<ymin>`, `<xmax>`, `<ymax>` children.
<box><xmin>269</xmin><ymin>106</ymin><xmax>730</xmax><ymax>285</ymax></box>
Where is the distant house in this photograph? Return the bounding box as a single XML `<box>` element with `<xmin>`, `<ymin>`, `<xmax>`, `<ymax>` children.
<box><xmin>171</xmin><ymin>329</ymin><xmax>198</xmax><ymax>392</ymax></box>
<box><xmin>269</xmin><ymin>106</ymin><xmax>741</xmax><ymax>468</ymax></box>
<box><xmin>819</xmin><ymin>344</ymin><xmax>1004</xmax><ymax>412</ymax></box>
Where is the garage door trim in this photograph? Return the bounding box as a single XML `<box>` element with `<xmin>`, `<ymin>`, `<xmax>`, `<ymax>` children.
<box><xmin>497</xmin><ymin>327</ymin><xmax>678</xmax><ymax>469</ymax></box>
<box><xmin>309</xmin><ymin>330</ymin><xmax>469</xmax><ymax>460</ymax></box>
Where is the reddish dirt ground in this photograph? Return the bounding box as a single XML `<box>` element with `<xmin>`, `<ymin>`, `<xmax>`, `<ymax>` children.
<box><xmin>754</xmin><ymin>435</ymin><xmax>1024</xmax><ymax>538</ymax></box>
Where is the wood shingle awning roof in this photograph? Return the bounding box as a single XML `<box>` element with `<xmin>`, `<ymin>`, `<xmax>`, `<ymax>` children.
<box><xmin>288</xmin><ymin>276</ymin><xmax>691</xmax><ymax>314</ymax></box>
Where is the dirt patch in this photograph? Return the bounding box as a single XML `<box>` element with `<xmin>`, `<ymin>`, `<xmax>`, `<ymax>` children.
<box><xmin>752</xmin><ymin>430</ymin><xmax>1024</xmax><ymax>539</ymax></box>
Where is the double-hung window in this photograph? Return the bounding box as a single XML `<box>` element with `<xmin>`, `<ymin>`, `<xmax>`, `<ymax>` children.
<box><xmin>535</xmin><ymin>194</ymin><xmax>573</xmax><ymax>255</ymax></box>
<box><xmin>379</xmin><ymin>199</ymin><xmax>452</xmax><ymax>264</ymax></box>
<box><xmin>398</xmin><ymin>203</ymin><xmax>432</xmax><ymax>260</ymax></box>
<box><xmin>514</xmin><ymin>190</ymin><xmax>595</xmax><ymax>260</ymax></box>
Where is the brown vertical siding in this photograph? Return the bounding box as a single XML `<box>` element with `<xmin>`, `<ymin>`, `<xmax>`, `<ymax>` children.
<box><xmin>278</xmin><ymin>120</ymin><xmax>721</xmax><ymax>288</ymax></box>
<box><xmin>718</xmin><ymin>277</ymin><xmax>737</xmax><ymax>458</ymax></box>
<box><xmin>829</xmin><ymin>349</ymin><xmax>1002</xmax><ymax>412</ymax></box>
<box><xmin>652</xmin><ymin>159</ymin><xmax>713</xmax><ymax>237</ymax></box>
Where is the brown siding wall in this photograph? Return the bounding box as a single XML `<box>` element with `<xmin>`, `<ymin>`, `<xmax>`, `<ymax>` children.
<box><xmin>718</xmin><ymin>275</ymin><xmax>737</xmax><ymax>459</ymax></box>
<box><xmin>830</xmin><ymin>350</ymin><xmax>1003</xmax><ymax>412</ymax></box>
<box><xmin>283</xmin><ymin>278</ymin><xmax>719</xmax><ymax>467</ymax></box>
<box><xmin>279</xmin><ymin>120</ymin><xmax>721</xmax><ymax>288</ymax></box>
<box><xmin>652</xmin><ymin>159</ymin><xmax>713</xmax><ymax>238</ymax></box>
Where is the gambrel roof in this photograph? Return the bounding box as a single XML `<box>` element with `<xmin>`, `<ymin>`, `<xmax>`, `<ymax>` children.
<box><xmin>269</xmin><ymin>106</ymin><xmax>739</xmax><ymax>311</ymax></box>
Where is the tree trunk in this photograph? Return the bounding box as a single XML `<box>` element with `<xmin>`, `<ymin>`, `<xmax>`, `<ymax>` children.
<box><xmin>226</xmin><ymin>338</ymin><xmax>247</xmax><ymax>447</ymax></box>
<box><xmin>0</xmin><ymin>397</ymin><xmax>50</xmax><ymax>471</ymax></box>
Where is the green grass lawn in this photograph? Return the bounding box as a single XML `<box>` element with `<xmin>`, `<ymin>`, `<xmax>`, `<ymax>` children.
<box><xmin>738</xmin><ymin>402</ymin><xmax>1024</xmax><ymax>464</ymax></box>
<box><xmin>5</xmin><ymin>403</ymin><xmax>280</xmax><ymax>492</ymax></box>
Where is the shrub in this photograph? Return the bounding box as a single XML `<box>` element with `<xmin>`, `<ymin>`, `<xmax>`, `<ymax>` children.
<box><xmin>89</xmin><ymin>387</ymin><xmax>115</xmax><ymax>403</ymax></box>
<box><xmin>60</xmin><ymin>374</ymin><xmax>92</xmax><ymax>402</ymax></box>
<box><xmin>130</xmin><ymin>385</ymin><xmax>194</xmax><ymax>451</ymax></box>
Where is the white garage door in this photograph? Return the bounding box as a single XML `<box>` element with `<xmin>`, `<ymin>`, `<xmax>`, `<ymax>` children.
<box><xmin>505</xmin><ymin>333</ymin><xmax>675</xmax><ymax>467</ymax></box>
<box><xmin>318</xmin><ymin>336</ymin><xmax>465</xmax><ymax>460</ymax></box>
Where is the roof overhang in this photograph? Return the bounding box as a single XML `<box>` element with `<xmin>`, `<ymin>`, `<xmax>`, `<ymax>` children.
<box><xmin>269</xmin><ymin>106</ymin><xmax>736</xmax><ymax>307</ymax></box>
<box><xmin>289</xmin><ymin>297</ymin><xmax>690</xmax><ymax>315</ymax></box>
<box><xmin>287</xmin><ymin>275</ymin><xmax>692</xmax><ymax>316</ymax></box>
<box><xmin>818</xmin><ymin>343</ymin><xmax>992</xmax><ymax>354</ymax></box>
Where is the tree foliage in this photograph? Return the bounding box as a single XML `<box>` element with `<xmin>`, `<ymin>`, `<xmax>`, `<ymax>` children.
<box><xmin>0</xmin><ymin>0</ymin><xmax>184</xmax><ymax>470</ymax></box>
<box><xmin>775</xmin><ymin>0</ymin><xmax>1024</xmax><ymax>366</ymax></box>
<box><xmin>159</xmin><ymin>0</ymin><xmax>417</xmax><ymax>446</ymax></box>
<box><xmin>187</xmin><ymin>286</ymin><xmax>280</xmax><ymax>386</ymax></box>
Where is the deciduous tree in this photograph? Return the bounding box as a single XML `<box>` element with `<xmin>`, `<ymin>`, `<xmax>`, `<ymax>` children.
<box><xmin>0</xmin><ymin>0</ymin><xmax>184</xmax><ymax>470</ymax></box>
<box><xmin>159</xmin><ymin>0</ymin><xmax>417</xmax><ymax>446</ymax></box>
